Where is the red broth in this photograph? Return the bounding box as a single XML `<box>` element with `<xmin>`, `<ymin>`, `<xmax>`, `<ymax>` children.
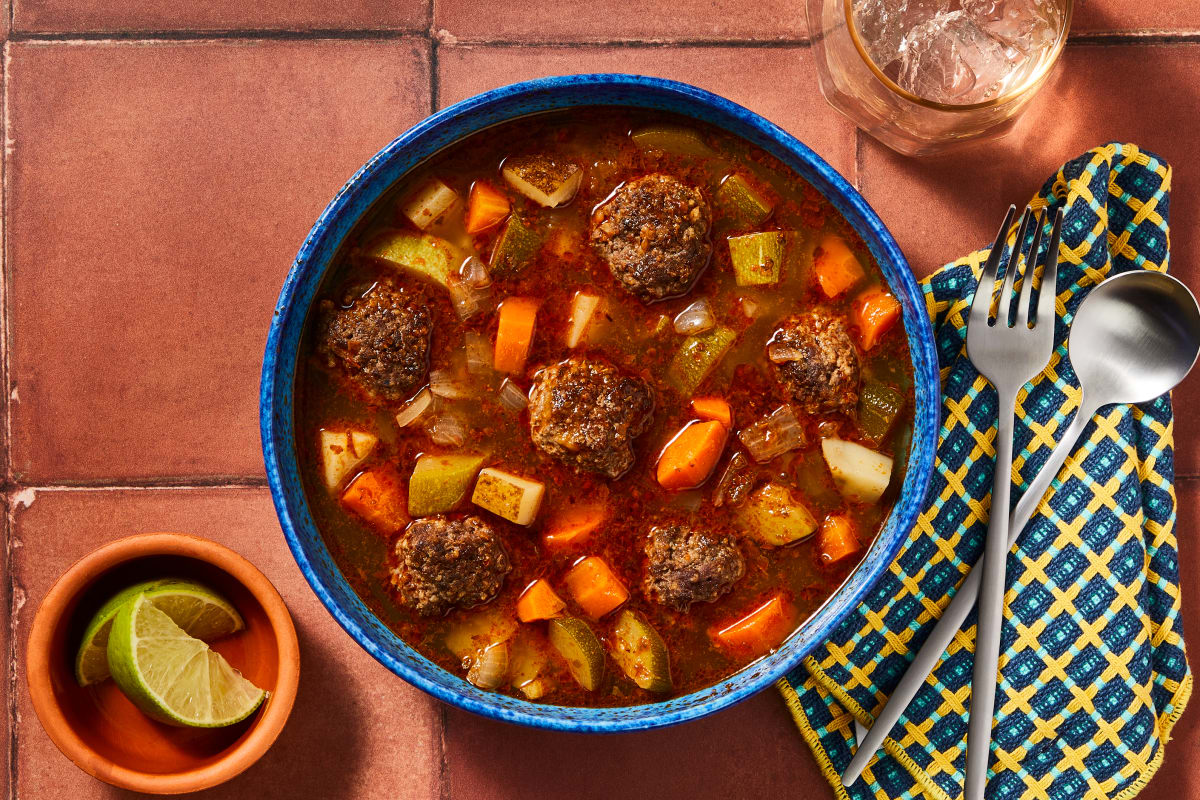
<box><xmin>295</xmin><ymin>108</ymin><xmax>913</xmax><ymax>706</ymax></box>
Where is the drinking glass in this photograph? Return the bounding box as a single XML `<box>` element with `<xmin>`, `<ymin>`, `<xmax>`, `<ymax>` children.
<box><xmin>807</xmin><ymin>0</ymin><xmax>1072</xmax><ymax>156</ymax></box>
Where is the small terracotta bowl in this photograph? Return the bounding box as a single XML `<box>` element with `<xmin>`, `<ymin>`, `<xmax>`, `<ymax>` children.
<box><xmin>26</xmin><ymin>533</ymin><xmax>300</xmax><ymax>794</ymax></box>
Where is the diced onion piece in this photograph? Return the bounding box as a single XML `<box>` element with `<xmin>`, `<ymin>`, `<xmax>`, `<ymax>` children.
<box><xmin>447</xmin><ymin>275</ymin><xmax>492</xmax><ymax>321</ymax></box>
<box><xmin>472</xmin><ymin>467</ymin><xmax>545</xmax><ymax>526</ymax></box>
<box><xmin>399</xmin><ymin>177</ymin><xmax>459</xmax><ymax>230</ymax></box>
<box><xmin>821</xmin><ymin>438</ymin><xmax>894</xmax><ymax>504</ymax></box>
<box><xmin>737</xmin><ymin>405</ymin><xmax>805</xmax><ymax>464</ymax></box>
<box><xmin>713</xmin><ymin>450</ymin><xmax>755</xmax><ymax>508</ymax></box>
<box><xmin>466</xmin><ymin>641</ymin><xmax>510</xmax><ymax>690</ymax></box>
<box><xmin>502</xmin><ymin>155</ymin><xmax>583</xmax><ymax>208</ymax></box>
<box><xmin>766</xmin><ymin>339</ymin><xmax>806</xmax><ymax>364</ymax></box>
<box><xmin>673</xmin><ymin>298</ymin><xmax>716</xmax><ymax>335</ymax></box>
<box><xmin>395</xmin><ymin>388</ymin><xmax>433</xmax><ymax>428</ymax></box>
<box><xmin>741</xmin><ymin>297</ymin><xmax>760</xmax><ymax>318</ymax></box>
<box><xmin>459</xmin><ymin>256</ymin><xmax>491</xmax><ymax>288</ymax></box>
<box><xmin>319</xmin><ymin>429</ymin><xmax>378</xmax><ymax>490</ymax></box>
<box><xmin>497</xmin><ymin>378</ymin><xmax>529</xmax><ymax>412</ymax></box>
<box><xmin>428</xmin><ymin>414</ymin><xmax>467</xmax><ymax>447</ymax></box>
<box><xmin>566</xmin><ymin>292</ymin><xmax>602</xmax><ymax>348</ymax></box>
<box><xmin>429</xmin><ymin>370</ymin><xmax>470</xmax><ymax>399</ymax></box>
<box><xmin>464</xmin><ymin>332</ymin><xmax>493</xmax><ymax>375</ymax></box>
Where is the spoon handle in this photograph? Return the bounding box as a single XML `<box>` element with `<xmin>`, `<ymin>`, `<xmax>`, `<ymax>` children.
<box><xmin>842</xmin><ymin>399</ymin><xmax>1096</xmax><ymax>788</ymax></box>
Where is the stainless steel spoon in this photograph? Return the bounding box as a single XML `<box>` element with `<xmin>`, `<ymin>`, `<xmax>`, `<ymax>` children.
<box><xmin>843</xmin><ymin>268</ymin><xmax>1200</xmax><ymax>787</ymax></box>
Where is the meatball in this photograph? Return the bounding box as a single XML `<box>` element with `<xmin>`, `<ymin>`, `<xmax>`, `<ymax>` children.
<box><xmin>319</xmin><ymin>281</ymin><xmax>432</xmax><ymax>402</ymax></box>
<box><xmin>590</xmin><ymin>174</ymin><xmax>712</xmax><ymax>301</ymax></box>
<box><xmin>390</xmin><ymin>516</ymin><xmax>510</xmax><ymax>616</ymax></box>
<box><xmin>767</xmin><ymin>310</ymin><xmax>860</xmax><ymax>414</ymax></box>
<box><xmin>644</xmin><ymin>524</ymin><xmax>745</xmax><ymax>611</ymax></box>
<box><xmin>527</xmin><ymin>357</ymin><xmax>654</xmax><ymax>479</ymax></box>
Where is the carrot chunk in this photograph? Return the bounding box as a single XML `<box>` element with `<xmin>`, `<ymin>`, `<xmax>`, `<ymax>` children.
<box><xmin>340</xmin><ymin>463</ymin><xmax>410</xmax><ymax>535</ymax></box>
<box><xmin>852</xmin><ymin>288</ymin><xmax>902</xmax><ymax>350</ymax></box>
<box><xmin>563</xmin><ymin>556</ymin><xmax>629</xmax><ymax>619</ymax></box>
<box><xmin>813</xmin><ymin>235</ymin><xmax>866</xmax><ymax>299</ymax></box>
<box><xmin>656</xmin><ymin>420</ymin><xmax>728</xmax><ymax>490</ymax></box>
<box><xmin>464</xmin><ymin>180</ymin><xmax>511</xmax><ymax>235</ymax></box>
<box><xmin>516</xmin><ymin>579</ymin><xmax>567</xmax><ymax>623</ymax></box>
<box><xmin>691</xmin><ymin>396</ymin><xmax>733</xmax><ymax>428</ymax></box>
<box><xmin>493</xmin><ymin>297</ymin><xmax>540</xmax><ymax>374</ymax></box>
<box><xmin>817</xmin><ymin>514</ymin><xmax>862</xmax><ymax>567</ymax></box>
<box><xmin>709</xmin><ymin>594</ymin><xmax>797</xmax><ymax>657</ymax></box>
<box><xmin>543</xmin><ymin>502</ymin><xmax>608</xmax><ymax>550</ymax></box>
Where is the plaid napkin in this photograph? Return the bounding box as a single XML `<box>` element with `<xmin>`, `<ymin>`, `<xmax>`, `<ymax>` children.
<box><xmin>779</xmin><ymin>143</ymin><xmax>1191</xmax><ymax>800</ymax></box>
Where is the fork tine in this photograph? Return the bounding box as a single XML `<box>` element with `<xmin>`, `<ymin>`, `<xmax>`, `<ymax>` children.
<box><xmin>997</xmin><ymin>207</ymin><xmax>1033</xmax><ymax>327</ymax></box>
<box><xmin>1014</xmin><ymin>211</ymin><xmax>1045</xmax><ymax>328</ymax></box>
<box><xmin>970</xmin><ymin>204</ymin><xmax>1017</xmax><ymax>330</ymax></box>
<box><xmin>1035</xmin><ymin>208</ymin><xmax>1063</xmax><ymax>328</ymax></box>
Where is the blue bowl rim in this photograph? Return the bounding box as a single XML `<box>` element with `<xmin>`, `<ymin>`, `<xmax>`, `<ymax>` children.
<box><xmin>261</xmin><ymin>73</ymin><xmax>939</xmax><ymax>732</ymax></box>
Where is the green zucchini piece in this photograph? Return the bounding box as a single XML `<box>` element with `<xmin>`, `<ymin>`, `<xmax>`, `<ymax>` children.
<box><xmin>443</xmin><ymin>608</ymin><xmax>517</xmax><ymax>660</ymax></box>
<box><xmin>408</xmin><ymin>453</ymin><xmax>486</xmax><ymax>517</ymax></box>
<box><xmin>610</xmin><ymin>610</ymin><xmax>672</xmax><ymax>693</ymax></box>
<box><xmin>548</xmin><ymin>617</ymin><xmax>606</xmax><ymax>691</ymax></box>
<box><xmin>716</xmin><ymin>174</ymin><xmax>774</xmax><ymax>227</ymax></box>
<box><xmin>489</xmin><ymin>213</ymin><xmax>542</xmax><ymax>276</ymax></box>
<box><xmin>735</xmin><ymin>482</ymin><xmax>818</xmax><ymax>546</ymax></box>
<box><xmin>727</xmin><ymin>231</ymin><xmax>800</xmax><ymax>287</ymax></box>
<box><xmin>666</xmin><ymin>326</ymin><xmax>737</xmax><ymax>395</ymax></box>
<box><xmin>858</xmin><ymin>382</ymin><xmax>906</xmax><ymax>443</ymax></box>
<box><xmin>363</xmin><ymin>229</ymin><xmax>456</xmax><ymax>287</ymax></box>
<box><xmin>630</xmin><ymin>125</ymin><xmax>713</xmax><ymax>156</ymax></box>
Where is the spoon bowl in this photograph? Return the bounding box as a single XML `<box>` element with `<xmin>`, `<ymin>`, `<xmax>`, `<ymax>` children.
<box><xmin>1069</xmin><ymin>270</ymin><xmax>1200</xmax><ymax>407</ymax></box>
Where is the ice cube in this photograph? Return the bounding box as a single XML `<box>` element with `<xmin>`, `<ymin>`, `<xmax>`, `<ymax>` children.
<box><xmin>852</xmin><ymin>0</ymin><xmax>950</xmax><ymax>70</ymax></box>
<box><xmin>896</xmin><ymin>10</ymin><xmax>1016</xmax><ymax>104</ymax></box>
<box><xmin>963</xmin><ymin>0</ymin><xmax>1062</xmax><ymax>55</ymax></box>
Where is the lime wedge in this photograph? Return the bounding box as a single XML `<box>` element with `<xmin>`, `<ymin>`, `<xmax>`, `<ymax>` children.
<box><xmin>75</xmin><ymin>579</ymin><xmax>245</xmax><ymax>686</ymax></box>
<box><xmin>107</xmin><ymin>593</ymin><xmax>266</xmax><ymax>728</ymax></box>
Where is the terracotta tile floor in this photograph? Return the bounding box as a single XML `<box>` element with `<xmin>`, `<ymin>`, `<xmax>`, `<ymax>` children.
<box><xmin>3</xmin><ymin>3</ymin><xmax>1199</xmax><ymax>799</ymax></box>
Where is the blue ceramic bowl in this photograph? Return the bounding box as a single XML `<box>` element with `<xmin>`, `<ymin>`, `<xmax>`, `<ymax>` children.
<box><xmin>261</xmin><ymin>74</ymin><xmax>939</xmax><ymax>732</ymax></box>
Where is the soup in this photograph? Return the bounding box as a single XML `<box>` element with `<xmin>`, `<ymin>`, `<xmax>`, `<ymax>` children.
<box><xmin>295</xmin><ymin>109</ymin><xmax>913</xmax><ymax>706</ymax></box>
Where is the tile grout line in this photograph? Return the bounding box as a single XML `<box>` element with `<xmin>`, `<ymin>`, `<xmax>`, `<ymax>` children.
<box><xmin>3</xmin><ymin>35</ymin><xmax>15</xmax><ymax>800</ymax></box>
<box><xmin>0</xmin><ymin>29</ymin><xmax>1197</xmax><ymax>48</ymax></box>
<box><xmin>424</xmin><ymin>12</ymin><xmax>450</xmax><ymax>799</ymax></box>
<box><xmin>6</xmin><ymin>504</ymin><xmax>15</xmax><ymax>800</ymax></box>
<box><xmin>0</xmin><ymin>480</ymin><xmax>270</xmax><ymax>492</ymax></box>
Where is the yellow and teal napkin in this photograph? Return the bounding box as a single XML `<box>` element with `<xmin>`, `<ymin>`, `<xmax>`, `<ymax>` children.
<box><xmin>780</xmin><ymin>143</ymin><xmax>1191</xmax><ymax>800</ymax></box>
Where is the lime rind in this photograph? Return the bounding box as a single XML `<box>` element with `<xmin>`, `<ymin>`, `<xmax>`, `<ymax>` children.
<box><xmin>108</xmin><ymin>594</ymin><xmax>266</xmax><ymax>728</ymax></box>
<box><xmin>74</xmin><ymin>579</ymin><xmax>244</xmax><ymax>686</ymax></box>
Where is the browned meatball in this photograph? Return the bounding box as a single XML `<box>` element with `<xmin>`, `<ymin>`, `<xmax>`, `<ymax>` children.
<box><xmin>767</xmin><ymin>310</ymin><xmax>860</xmax><ymax>414</ymax></box>
<box><xmin>590</xmin><ymin>174</ymin><xmax>712</xmax><ymax>301</ymax></box>
<box><xmin>390</xmin><ymin>516</ymin><xmax>510</xmax><ymax>616</ymax></box>
<box><xmin>319</xmin><ymin>281</ymin><xmax>431</xmax><ymax>402</ymax></box>
<box><xmin>644</xmin><ymin>524</ymin><xmax>744</xmax><ymax>611</ymax></box>
<box><xmin>527</xmin><ymin>357</ymin><xmax>654</xmax><ymax>479</ymax></box>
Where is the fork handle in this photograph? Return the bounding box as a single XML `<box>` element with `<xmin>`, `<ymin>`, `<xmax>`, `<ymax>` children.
<box><xmin>841</xmin><ymin>397</ymin><xmax>1098</xmax><ymax>788</ymax></box>
<box><xmin>965</xmin><ymin>387</ymin><xmax>1020</xmax><ymax>800</ymax></box>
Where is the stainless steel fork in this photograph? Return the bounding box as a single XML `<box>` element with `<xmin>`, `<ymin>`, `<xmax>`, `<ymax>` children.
<box><xmin>963</xmin><ymin>206</ymin><xmax>1060</xmax><ymax>800</ymax></box>
<box><xmin>842</xmin><ymin>206</ymin><xmax>1064</xmax><ymax>791</ymax></box>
